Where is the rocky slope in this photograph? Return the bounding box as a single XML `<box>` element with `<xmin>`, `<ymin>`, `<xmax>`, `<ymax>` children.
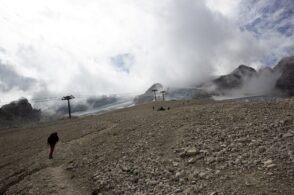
<box><xmin>0</xmin><ymin>98</ymin><xmax>41</xmax><ymax>128</ymax></box>
<box><xmin>0</xmin><ymin>99</ymin><xmax>293</xmax><ymax>194</ymax></box>
<box><xmin>213</xmin><ymin>65</ymin><xmax>257</xmax><ymax>91</ymax></box>
<box><xmin>275</xmin><ymin>56</ymin><xmax>294</xmax><ymax>96</ymax></box>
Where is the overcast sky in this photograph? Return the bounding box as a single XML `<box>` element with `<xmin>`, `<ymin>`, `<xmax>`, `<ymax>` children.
<box><xmin>0</xmin><ymin>0</ymin><xmax>293</xmax><ymax>103</ymax></box>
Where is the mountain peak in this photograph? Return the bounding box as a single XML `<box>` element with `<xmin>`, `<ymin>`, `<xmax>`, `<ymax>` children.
<box><xmin>145</xmin><ymin>83</ymin><xmax>164</xmax><ymax>94</ymax></box>
<box><xmin>274</xmin><ymin>55</ymin><xmax>294</xmax><ymax>72</ymax></box>
<box><xmin>232</xmin><ymin>65</ymin><xmax>257</xmax><ymax>77</ymax></box>
<box><xmin>275</xmin><ymin>55</ymin><xmax>294</xmax><ymax>95</ymax></box>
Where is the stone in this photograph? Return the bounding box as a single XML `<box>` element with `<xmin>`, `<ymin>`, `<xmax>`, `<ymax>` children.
<box><xmin>198</xmin><ymin>172</ymin><xmax>207</xmax><ymax>178</ymax></box>
<box><xmin>121</xmin><ymin>165</ymin><xmax>131</xmax><ymax>172</ymax></box>
<box><xmin>200</xmin><ymin>149</ymin><xmax>209</xmax><ymax>155</ymax></box>
<box><xmin>267</xmin><ymin>172</ymin><xmax>274</xmax><ymax>176</ymax></box>
<box><xmin>206</xmin><ymin>157</ymin><xmax>215</xmax><ymax>164</ymax></box>
<box><xmin>188</xmin><ymin>158</ymin><xmax>196</xmax><ymax>164</ymax></box>
<box><xmin>179</xmin><ymin>152</ymin><xmax>187</xmax><ymax>158</ymax></box>
<box><xmin>283</xmin><ymin>133</ymin><xmax>293</xmax><ymax>138</ymax></box>
<box><xmin>266</xmin><ymin>164</ymin><xmax>276</xmax><ymax>168</ymax></box>
<box><xmin>175</xmin><ymin>188</ymin><xmax>182</xmax><ymax>193</ymax></box>
<box><xmin>66</xmin><ymin>164</ymin><xmax>74</xmax><ymax>170</ymax></box>
<box><xmin>263</xmin><ymin>160</ymin><xmax>273</xmax><ymax>166</ymax></box>
<box><xmin>257</xmin><ymin>146</ymin><xmax>266</xmax><ymax>153</ymax></box>
<box><xmin>175</xmin><ymin>171</ymin><xmax>185</xmax><ymax>179</ymax></box>
<box><xmin>173</xmin><ymin>162</ymin><xmax>179</xmax><ymax>167</ymax></box>
<box><xmin>186</xmin><ymin>148</ymin><xmax>199</xmax><ymax>157</ymax></box>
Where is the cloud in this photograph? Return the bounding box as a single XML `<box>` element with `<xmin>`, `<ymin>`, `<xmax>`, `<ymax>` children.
<box><xmin>154</xmin><ymin>0</ymin><xmax>267</xmax><ymax>81</ymax></box>
<box><xmin>238</xmin><ymin>0</ymin><xmax>294</xmax><ymax>65</ymax></box>
<box><xmin>0</xmin><ymin>61</ymin><xmax>36</xmax><ymax>92</ymax></box>
<box><xmin>111</xmin><ymin>53</ymin><xmax>134</xmax><ymax>74</ymax></box>
<box><xmin>0</xmin><ymin>0</ymin><xmax>293</xmax><ymax>102</ymax></box>
<box><xmin>0</xmin><ymin>60</ymin><xmax>43</xmax><ymax>104</ymax></box>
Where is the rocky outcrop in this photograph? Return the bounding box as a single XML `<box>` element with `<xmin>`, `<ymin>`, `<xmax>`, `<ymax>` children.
<box><xmin>213</xmin><ymin>65</ymin><xmax>257</xmax><ymax>92</ymax></box>
<box><xmin>202</xmin><ymin>56</ymin><xmax>294</xmax><ymax>97</ymax></box>
<box><xmin>0</xmin><ymin>98</ymin><xmax>41</xmax><ymax>121</ymax></box>
<box><xmin>274</xmin><ymin>56</ymin><xmax>294</xmax><ymax>96</ymax></box>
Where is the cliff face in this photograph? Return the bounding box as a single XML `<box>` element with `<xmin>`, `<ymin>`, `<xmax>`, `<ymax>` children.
<box><xmin>212</xmin><ymin>65</ymin><xmax>258</xmax><ymax>92</ymax></box>
<box><xmin>274</xmin><ymin>56</ymin><xmax>294</xmax><ymax>96</ymax></box>
<box><xmin>204</xmin><ymin>56</ymin><xmax>294</xmax><ymax>97</ymax></box>
<box><xmin>0</xmin><ymin>98</ymin><xmax>41</xmax><ymax>121</ymax></box>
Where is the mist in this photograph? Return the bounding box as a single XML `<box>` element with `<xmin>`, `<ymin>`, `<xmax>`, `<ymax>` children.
<box><xmin>30</xmin><ymin>95</ymin><xmax>134</xmax><ymax>119</ymax></box>
<box><xmin>0</xmin><ymin>0</ymin><xmax>293</xmax><ymax>102</ymax></box>
<box><xmin>215</xmin><ymin>68</ymin><xmax>282</xmax><ymax>98</ymax></box>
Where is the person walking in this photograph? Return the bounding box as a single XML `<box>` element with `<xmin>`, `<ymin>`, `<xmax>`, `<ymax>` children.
<box><xmin>47</xmin><ymin>132</ymin><xmax>59</xmax><ymax>159</ymax></box>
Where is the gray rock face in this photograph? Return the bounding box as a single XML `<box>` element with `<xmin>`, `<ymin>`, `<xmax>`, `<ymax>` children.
<box><xmin>201</xmin><ymin>56</ymin><xmax>294</xmax><ymax>97</ymax></box>
<box><xmin>275</xmin><ymin>56</ymin><xmax>294</xmax><ymax>96</ymax></box>
<box><xmin>213</xmin><ymin>65</ymin><xmax>257</xmax><ymax>91</ymax></box>
<box><xmin>0</xmin><ymin>98</ymin><xmax>41</xmax><ymax>121</ymax></box>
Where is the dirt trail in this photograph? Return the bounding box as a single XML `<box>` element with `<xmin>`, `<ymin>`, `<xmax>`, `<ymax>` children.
<box><xmin>40</xmin><ymin>166</ymin><xmax>84</xmax><ymax>195</ymax></box>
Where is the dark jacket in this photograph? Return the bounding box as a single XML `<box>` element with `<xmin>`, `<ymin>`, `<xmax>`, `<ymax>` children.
<box><xmin>47</xmin><ymin>132</ymin><xmax>59</xmax><ymax>145</ymax></box>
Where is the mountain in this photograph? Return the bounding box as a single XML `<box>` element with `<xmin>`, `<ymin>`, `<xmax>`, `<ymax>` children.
<box><xmin>133</xmin><ymin>83</ymin><xmax>210</xmax><ymax>104</ymax></box>
<box><xmin>212</xmin><ymin>65</ymin><xmax>257</xmax><ymax>93</ymax></box>
<box><xmin>133</xmin><ymin>83</ymin><xmax>164</xmax><ymax>104</ymax></box>
<box><xmin>134</xmin><ymin>56</ymin><xmax>294</xmax><ymax>104</ymax></box>
<box><xmin>274</xmin><ymin>56</ymin><xmax>294</xmax><ymax>96</ymax></box>
<box><xmin>167</xmin><ymin>88</ymin><xmax>211</xmax><ymax>100</ymax></box>
<box><xmin>200</xmin><ymin>57</ymin><xmax>293</xmax><ymax>97</ymax></box>
<box><xmin>144</xmin><ymin>83</ymin><xmax>164</xmax><ymax>95</ymax></box>
<box><xmin>0</xmin><ymin>98</ymin><xmax>41</xmax><ymax>121</ymax></box>
<box><xmin>55</xmin><ymin>95</ymin><xmax>132</xmax><ymax>116</ymax></box>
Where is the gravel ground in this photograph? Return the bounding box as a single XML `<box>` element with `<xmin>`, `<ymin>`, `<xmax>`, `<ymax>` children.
<box><xmin>0</xmin><ymin>99</ymin><xmax>294</xmax><ymax>195</ymax></box>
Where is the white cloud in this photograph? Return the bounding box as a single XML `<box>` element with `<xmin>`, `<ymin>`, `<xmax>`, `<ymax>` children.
<box><xmin>0</xmin><ymin>0</ymin><xmax>292</xmax><ymax>102</ymax></box>
<box><xmin>205</xmin><ymin>0</ymin><xmax>241</xmax><ymax>17</ymax></box>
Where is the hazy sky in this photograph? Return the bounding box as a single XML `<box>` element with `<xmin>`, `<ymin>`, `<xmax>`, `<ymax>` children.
<box><xmin>0</xmin><ymin>0</ymin><xmax>293</xmax><ymax>103</ymax></box>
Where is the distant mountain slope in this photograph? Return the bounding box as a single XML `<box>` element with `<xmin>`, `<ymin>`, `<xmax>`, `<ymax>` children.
<box><xmin>274</xmin><ymin>56</ymin><xmax>294</xmax><ymax>96</ymax></box>
<box><xmin>0</xmin><ymin>98</ymin><xmax>41</xmax><ymax>129</ymax></box>
<box><xmin>0</xmin><ymin>98</ymin><xmax>41</xmax><ymax>121</ymax></box>
<box><xmin>136</xmin><ymin>56</ymin><xmax>294</xmax><ymax>102</ymax></box>
<box><xmin>201</xmin><ymin>56</ymin><xmax>294</xmax><ymax>97</ymax></box>
<box><xmin>213</xmin><ymin>65</ymin><xmax>257</xmax><ymax>92</ymax></box>
<box><xmin>133</xmin><ymin>83</ymin><xmax>210</xmax><ymax>104</ymax></box>
<box><xmin>133</xmin><ymin>83</ymin><xmax>163</xmax><ymax>104</ymax></box>
<box><xmin>56</xmin><ymin>96</ymin><xmax>119</xmax><ymax>115</ymax></box>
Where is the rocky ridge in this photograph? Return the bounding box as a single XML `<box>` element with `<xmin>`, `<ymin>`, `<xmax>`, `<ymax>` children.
<box><xmin>134</xmin><ymin>56</ymin><xmax>294</xmax><ymax>105</ymax></box>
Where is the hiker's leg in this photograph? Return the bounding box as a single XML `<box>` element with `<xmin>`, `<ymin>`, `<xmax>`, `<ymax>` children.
<box><xmin>49</xmin><ymin>144</ymin><xmax>55</xmax><ymax>159</ymax></box>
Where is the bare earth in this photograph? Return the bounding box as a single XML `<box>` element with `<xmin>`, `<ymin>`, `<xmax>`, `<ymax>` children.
<box><xmin>0</xmin><ymin>99</ymin><xmax>294</xmax><ymax>195</ymax></box>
